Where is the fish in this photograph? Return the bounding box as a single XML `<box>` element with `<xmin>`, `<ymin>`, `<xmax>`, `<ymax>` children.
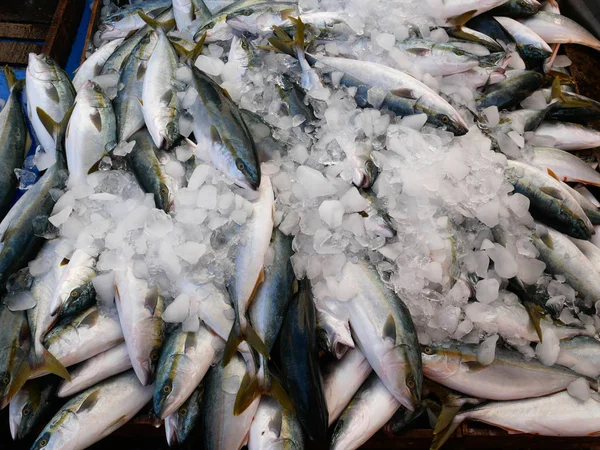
<box><xmin>533</xmin><ymin>121</ymin><xmax>600</xmax><ymax>150</ymax></box>
<box><xmin>432</xmin><ymin>391</ymin><xmax>600</xmax><ymax>450</ymax></box>
<box><xmin>529</xmin><ymin>147</ymin><xmax>600</xmax><ymax>187</ymax></box>
<box><xmin>99</xmin><ymin>1</ymin><xmax>171</xmax><ymax>40</ymax></box>
<box><xmin>114</xmin><ymin>259</ymin><xmax>165</xmax><ymax>386</ymax></box>
<box><xmin>555</xmin><ymin>336</ymin><xmax>600</xmax><ymax>378</ymax></box>
<box><xmin>277</xmin><ymin>278</ymin><xmax>328</xmax><ymax>440</ymax></box>
<box><xmin>41</xmin><ymin>306</ymin><xmax>124</xmax><ymax>374</ymax></box>
<box><xmin>239</xmin><ymin>109</ymin><xmax>284</xmax><ymax>163</ymax></box>
<box><xmin>113</xmin><ymin>31</ymin><xmax>159</xmax><ymax>143</ymax></box>
<box><xmin>568</xmin><ymin>185</ymin><xmax>600</xmax><ymax>225</ymax></box>
<box><xmin>276</xmin><ymin>74</ymin><xmax>316</xmax><ymax>131</ymax></box>
<box><xmin>340</xmin><ymin>260</ymin><xmax>422</xmax><ymax>411</ymax></box>
<box><xmin>532</xmin><ymin>224</ymin><xmax>600</xmax><ymax>311</ymax></box>
<box><xmin>25</xmin><ymin>54</ymin><xmax>75</xmax><ymax>158</ymax></box>
<box><xmin>127</xmin><ymin>128</ymin><xmax>175</xmax><ymax>212</ymax></box>
<box><xmin>322</xmin><ymin>347</ymin><xmax>372</xmax><ymax>425</ymax></box>
<box><xmin>494</xmin><ymin>16</ymin><xmax>552</xmax><ymax>70</ymax></box>
<box><xmin>30</xmin><ymin>370</ymin><xmax>153</xmax><ymax>450</ymax></box>
<box><xmin>72</xmin><ymin>38</ymin><xmax>124</xmax><ymax>91</ymax></box>
<box><xmin>192</xmin><ymin>0</ymin><xmax>212</xmax><ymax>22</ymax></box>
<box><xmin>490</xmin><ymin>0</ymin><xmax>541</xmax><ymax>17</ymax></box>
<box><xmin>360</xmin><ymin>188</ymin><xmax>397</xmax><ymax>238</ymax></box>
<box><xmin>164</xmin><ymin>384</ymin><xmax>204</xmax><ymax>447</ymax></box>
<box><xmin>443</xmin><ymin>66</ymin><xmax>507</xmax><ymax>89</ymax></box>
<box><xmin>27</xmin><ymin>239</ymin><xmax>71</xmax><ymax>382</ymax></box>
<box><xmin>445</xmin><ymin>26</ymin><xmax>505</xmax><ymax>53</ymax></box>
<box><xmin>542</xmin><ymin>88</ymin><xmax>600</xmax><ymax>123</ymax></box>
<box><xmin>268</xmin><ymin>18</ymin><xmax>469</xmax><ymax>136</ymax></box>
<box><xmin>141</xmin><ymin>27</ymin><xmax>181</xmax><ymax>149</ymax></box>
<box><xmin>476</xmin><ymin>70</ymin><xmax>544</xmax><ymax>110</ymax></box>
<box><xmin>188</xmin><ymin>66</ymin><xmax>261</xmax><ymax>190</ymax></box>
<box><xmin>9</xmin><ymin>377</ymin><xmax>59</xmax><ymax>440</ymax></box>
<box><xmin>0</xmin><ymin>67</ymin><xmax>27</xmax><ymax>221</ymax></box>
<box><xmin>467</xmin><ymin>14</ymin><xmax>513</xmax><ymax>43</ymax></box>
<box><xmin>519</xmin><ymin>11</ymin><xmax>600</xmax><ymax>52</ymax></box>
<box><xmin>225</xmin><ymin>1</ymin><xmax>298</xmax><ymax>34</ymax></box>
<box><xmin>236</xmin><ymin>229</ymin><xmax>296</xmax><ymax>413</ymax></box>
<box><xmin>56</xmin><ymin>342</ymin><xmax>132</xmax><ymax>397</ymax></box>
<box><xmin>330</xmin><ymin>373</ymin><xmax>402</xmax><ymax>450</ymax></box>
<box><xmin>0</xmin><ymin>107</ymin><xmax>70</xmax><ymax>288</ymax></box>
<box><xmin>222</xmin><ymin>175</ymin><xmax>273</xmax><ymax>365</ymax></box>
<box><xmin>500</xmin><ymin>107</ymin><xmax>551</xmax><ymax>133</ymax></box>
<box><xmin>248</xmin><ymin>396</ymin><xmax>304</xmax><ymax>450</ymax></box>
<box><xmin>154</xmin><ymin>324</ymin><xmax>224</xmax><ymax>419</ymax></box>
<box><xmin>202</xmin><ymin>354</ymin><xmax>260</xmax><ymax>450</ymax></box>
<box><xmin>394</xmin><ymin>39</ymin><xmax>481</xmax><ymax>77</ymax></box>
<box><xmin>569</xmin><ymin>236</ymin><xmax>600</xmax><ymax>273</ymax></box>
<box><xmin>0</xmin><ymin>307</ymin><xmax>32</xmax><ymax>409</ymax></box>
<box><xmin>173</xmin><ymin>0</ymin><xmax>193</xmax><ymax>30</ymax></box>
<box><xmin>49</xmin><ymin>249</ymin><xmax>97</xmax><ymax>320</ymax></box>
<box><xmin>428</xmin><ymin>0</ymin><xmax>509</xmax><ymax>23</ymax></box>
<box><xmin>504</xmin><ymin>160</ymin><xmax>593</xmax><ymax>239</ymax></box>
<box><xmin>316</xmin><ymin>308</ymin><xmax>354</xmax><ymax>359</ymax></box>
<box><xmin>227</xmin><ymin>34</ymin><xmax>261</xmax><ymax>79</ymax></box>
<box><xmin>421</xmin><ymin>342</ymin><xmax>594</xmax><ymax>400</ymax></box>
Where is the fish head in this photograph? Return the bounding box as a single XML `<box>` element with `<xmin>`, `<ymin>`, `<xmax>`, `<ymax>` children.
<box><xmin>164</xmin><ymin>413</ymin><xmax>179</xmax><ymax>446</ymax></box>
<box><xmin>60</xmin><ymin>283</ymin><xmax>96</xmax><ymax>319</ymax></box>
<box><xmin>156</xmin><ymin>182</ymin><xmax>171</xmax><ymax>213</ymax></box>
<box><xmin>225</xmin><ymin>8</ymin><xmax>258</xmax><ymax>32</ymax></box>
<box><xmin>0</xmin><ymin>369</ymin><xmax>12</xmax><ymax>399</ymax></box>
<box><xmin>515</xmin><ymin>0</ymin><xmax>542</xmax><ymax>15</ymax></box>
<box><xmin>228</xmin><ymin>143</ymin><xmax>261</xmax><ymax>190</ymax></box>
<box><xmin>352</xmin><ymin>156</ymin><xmax>379</xmax><ymax>189</ymax></box>
<box><xmin>31</xmin><ymin>429</ymin><xmax>71</xmax><ymax>450</ymax></box>
<box><xmin>381</xmin><ymin>344</ymin><xmax>421</xmax><ymax>411</ymax></box>
<box><xmin>415</xmin><ymin>94</ymin><xmax>469</xmax><ymax>136</ymax></box>
<box><xmin>8</xmin><ymin>387</ymin><xmax>35</xmax><ymax>440</ymax></box>
<box><xmin>27</xmin><ymin>54</ymin><xmax>60</xmax><ymax>82</ymax></box>
<box><xmin>78</xmin><ymin>81</ymin><xmax>110</xmax><ymax>108</ymax></box>
<box><xmin>421</xmin><ymin>344</ymin><xmax>461</xmax><ymax>378</ymax></box>
<box><xmin>154</xmin><ymin>374</ymin><xmax>174</xmax><ymax>419</ymax></box>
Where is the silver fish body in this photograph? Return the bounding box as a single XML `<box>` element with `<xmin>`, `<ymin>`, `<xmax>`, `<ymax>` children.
<box><xmin>73</xmin><ymin>39</ymin><xmax>124</xmax><ymax>91</ymax></box>
<box><xmin>533</xmin><ymin>121</ymin><xmax>600</xmax><ymax>151</ymax></box>
<box><xmin>519</xmin><ymin>11</ymin><xmax>600</xmax><ymax>51</ymax></box>
<box><xmin>530</xmin><ymin>146</ymin><xmax>600</xmax><ymax>187</ymax></box>
<box><xmin>248</xmin><ymin>396</ymin><xmax>304</xmax><ymax>450</ymax></box>
<box><xmin>9</xmin><ymin>377</ymin><xmax>58</xmax><ymax>440</ymax></box>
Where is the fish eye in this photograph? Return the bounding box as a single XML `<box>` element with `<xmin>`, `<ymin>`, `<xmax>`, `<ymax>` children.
<box><xmin>70</xmin><ymin>289</ymin><xmax>80</xmax><ymax>299</ymax></box>
<box><xmin>160</xmin><ymin>186</ymin><xmax>169</xmax><ymax>196</ymax></box>
<box><xmin>235</xmin><ymin>159</ymin><xmax>245</xmax><ymax>171</ymax></box>
<box><xmin>39</xmin><ymin>439</ymin><xmax>48</xmax><ymax>447</ymax></box>
<box><xmin>22</xmin><ymin>406</ymin><xmax>31</xmax><ymax>416</ymax></box>
<box><xmin>113</xmin><ymin>14</ymin><xmax>123</xmax><ymax>22</ymax></box>
<box><xmin>455</xmin><ymin>50</ymin><xmax>465</xmax><ymax>56</ymax></box>
<box><xmin>423</xmin><ymin>346</ymin><xmax>433</xmax><ymax>355</ymax></box>
<box><xmin>406</xmin><ymin>375</ymin><xmax>416</xmax><ymax>389</ymax></box>
<box><xmin>441</xmin><ymin>115</ymin><xmax>449</xmax><ymax>123</ymax></box>
<box><xmin>150</xmin><ymin>350</ymin><xmax>160</xmax><ymax>361</ymax></box>
<box><xmin>179</xmin><ymin>407</ymin><xmax>188</xmax><ymax>416</ymax></box>
<box><xmin>1</xmin><ymin>374</ymin><xmax>10</xmax><ymax>386</ymax></box>
<box><xmin>163</xmin><ymin>385</ymin><xmax>171</xmax><ymax>394</ymax></box>
<box><xmin>241</xmin><ymin>9</ymin><xmax>252</xmax><ymax>16</ymax></box>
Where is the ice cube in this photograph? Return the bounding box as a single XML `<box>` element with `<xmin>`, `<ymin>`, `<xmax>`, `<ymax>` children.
<box><xmin>296</xmin><ymin>166</ymin><xmax>337</xmax><ymax>198</ymax></box>
<box><xmin>375</xmin><ymin>32</ymin><xmax>396</xmax><ymax>50</ymax></box>
<box><xmin>477</xmin><ymin>334</ymin><xmax>498</xmax><ymax>365</ymax></box>
<box><xmin>476</xmin><ymin>278</ymin><xmax>499</xmax><ymax>304</ymax></box>
<box><xmin>92</xmin><ymin>272</ymin><xmax>115</xmax><ymax>307</ymax></box>
<box><xmin>28</xmin><ymin>257</ymin><xmax>52</xmax><ymax>277</ymax></box>
<box><xmin>5</xmin><ymin>291</ymin><xmax>36</xmax><ymax>311</ymax></box>
<box><xmin>197</xmin><ymin>185</ymin><xmax>218</xmax><ymax>209</ymax></box>
<box><xmin>482</xmin><ymin>106</ymin><xmax>499</xmax><ymax>128</ymax></box>
<box><xmin>195</xmin><ymin>55</ymin><xmax>225</xmax><ymax>76</ymax></box>
<box><xmin>508</xmin><ymin>193</ymin><xmax>530</xmax><ymax>218</ymax></box>
<box><xmin>536</xmin><ymin>327</ymin><xmax>559</xmax><ymax>365</ymax></box>
<box><xmin>49</xmin><ymin>205</ymin><xmax>73</xmax><ymax>227</ymax></box>
<box><xmin>290</xmin><ymin>144</ymin><xmax>309</xmax><ymax>164</ymax></box>
<box><xmin>567</xmin><ymin>378</ymin><xmax>591</xmax><ymax>402</ymax></box>
<box><xmin>34</xmin><ymin>147</ymin><xmax>56</xmax><ymax>171</ymax></box>
<box><xmin>487</xmin><ymin>244</ymin><xmax>518</xmax><ymax>279</ymax></box>
<box><xmin>175</xmin><ymin>242</ymin><xmax>206</xmax><ymax>264</ymax></box>
<box><xmin>400</xmin><ymin>114</ymin><xmax>428</xmax><ymax>130</ymax></box>
<box><xmin>476</xmin><ymin>199</ymin><xmax>501</xmax><ymax>227</ymax></box>
<box><xmin>188</xmin><ymin>164</ymin><xmax>212</xmax><ymax>190</ymax></box>
<box><xmin>319</xmin><ymin>200</ymin><xmax>345</xmax><ymax>228</ymax></box>
<box><xmin>163</xmin><ymin>293</ymin><xmax>191</xmax><ymax>323</ymax></box>
<box><xmin>521</xmin><ymin>91</ymin><xmax>547</xmax><ymax>110</ymax></box>
<box><xmin>515</xmin><ymin>255</ymin><xmax>545</xmax><ymax>285</ymax></box>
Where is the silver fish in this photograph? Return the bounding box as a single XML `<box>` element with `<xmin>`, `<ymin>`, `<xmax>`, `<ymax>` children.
<box><xmin>72</xmin><ymin>39</ymin><xmax>124</xmax><ymax>91</ymax></box>
<box><xmin>556</xmin><ymin>336</ymin><xmax>600</xmax><ymax>378</ymax></box>
<box><xmin>248</xmin><ymin>396</ymin><xmax>304</xmax><ymax>450</ymax></box>
<box><xmin>533</xmin><ymin>121</ymin><xmax>600</xmax><ymax>150</ymax></box>
<box><xmin>316</xmin><ymin>308</ymin><xmax>354</xmax><ymax>359</ymax></box>
<box><xmin>530</xmin><ymin>147</ymin><xmax>600</xmax><ymax>187</ymax></box>
<box><xmin>519</xmin><ymin>11</ymin><xmax>600</xmax><ymax>51</ymax></box>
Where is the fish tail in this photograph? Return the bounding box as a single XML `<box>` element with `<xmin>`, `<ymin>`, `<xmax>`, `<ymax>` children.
<box><xmin>172</xmin><ymin>32</ymin><xmax>206</xmax><ymax>63</ymax></box>
<box><xmin>266</xmin><ymin>16</ymin><xmax>307</xmax><ymax>59</ymax></box>
<box><xmin>233</xmin><ymin>361</ymin><xmax>294</xmax><ymax>416</ymax></box>
<box><xmin>29</xmin><ymin>347</ymin><xmax>71</xmax><ymax>381</ymax></box>
<box><xmin>222</xmin><ymin>315</ymin><xmax>269</xmax><ymax>367</ymax></box>
<box><xmin>0</xmin><ymin>361</ymin><xmax>30</xmax><ymax>409</ymax></box>
<box><xmin>430</xmin><ymin>415</ymin><xmax>463</xmax><ymax>450</ymax></box>
<box><xmin>137</xmin><ymin>11</ymin><xmax>176</xmax><ymax>33</ymax></box>
<box><xmin>36</xmin><ymin>105</ymin><xmax>74</xmax><ymax>151</ymax></box>
<box><xmin>4</xmin><ymin>66</ymin><xmax>24</xmax><ymax>93</ymax></box>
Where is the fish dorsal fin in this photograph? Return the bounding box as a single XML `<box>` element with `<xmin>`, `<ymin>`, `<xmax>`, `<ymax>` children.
<box><xmin>448</xmin><ymin>10</ymin><xmax>476</xmax><ymax>26</ymax></box>
<box><xmin>90</xmin><ymin>110</ymin><xmax>102</xmax><ymax>132</ymax></box>
<box><xmin>383</xmin><ymin>314</ymin><xmax>396</xmax><ymax>343</ymax></box>
<box><xmin>540</xmin><ymin>186</ymin><xmax>565</xmax><ymax>201</ymax></box>
<box><xmin>406</xmin><ymin>47</ymin><xmax>430</xmax><ymax>57</ymax></box>
<box><xmin>77</xmin><ymin>390</ymin><xmax>100</xmax><ymax>413</ymax></box>
<box><xmin>523</xmin><ymin>301</ymin><xmax>544</xmax><ymax>343</ymax></box>
<box><xmin>60</xmin><ymin>258</ymin><xmax>70</xmax><ymax>266</ymax></box>
<box><xmin>547</xmin><ymin>168</ymin><xmax>560</xmax><ymax>181</ymax></box>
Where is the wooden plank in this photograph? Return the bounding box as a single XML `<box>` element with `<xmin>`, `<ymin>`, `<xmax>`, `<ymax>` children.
<box><xmin>0</xmin><ymin>22</ymin><xmax>48</xmax><ymax>40</ymax></box>
<box><xmin>0</xmin><ymin>0</ymin><xmax>59</xmax><ymax>25</ymax></box>
<box><xmin>81</xmin><ymin>0</ymin><xmax>103</xmax><ymax>64</ymax></box>
<box><xmin>42</xmin><ymin>0</ymin><xmax>85</xmax><ymax>67</ymax></box>
<box><xmin>0</xmin><ymin>41</ymin><xmax>43</xmax><ymax>65</ymax></box>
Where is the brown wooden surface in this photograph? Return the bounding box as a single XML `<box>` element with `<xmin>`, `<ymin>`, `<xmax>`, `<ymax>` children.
<box><xmin>0</xmin><ymin>41</ymin><xmax>43</xmax><ymax>65</ymax></box>
<box><xmin>0</xmin><ymin>0</ymin><xmax>59</xmax><ymax>25</ymax></box>
<box><xmin>0</xmin><ymin>23</ymin><xmax>48</xmax><ymax>40</ymax></box>
<box><xmin>42</xmin><ymin>0</ymin><xmax>86</xmax><ymax>67</ymax></box>
<box><xmin>80</xmin><ymin>0</ymin><xmax>102</xmax><ymax>64</ymax></box>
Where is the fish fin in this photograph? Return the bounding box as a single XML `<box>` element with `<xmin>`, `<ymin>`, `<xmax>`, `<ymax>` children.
<box><xmin>114</xmin><ymin>284</ymin><xmax>121</xmax><ymax>304</ymax></box>
<box><xmin>406</xmin><ymin>47</ymin><xmax>430</xmax><ymax>56</ymax></box>
<box><xmin>550</xmin><ymin>76</ymin><xmax>567</xmax><ymax>103</ymax></box>
<box><xmin>137</xmin><ymin>97</ymin><xmax>144</xmax><ymax>107</ymax></box>
<box><xmin>431</xmin><ymin>416</ymin><xmax>463</xmax><ymax>450</ymax></box>
<box><xmin>390</xmin><ymin>88</ymin><xmax>417</xmax><ymax>100</ymax></box>
<box><xmin>137</xmin><ymin>11</ymin><xmax>176</xmax><ymax>33</ymax></box>
<box><xmin>209</xmin><ymin>125</ymin><xmax>222</xmax><ymax>145</ymax></box>
<box><xmin>572</xmin><ymin>178</ymin><xmax>600</xmax><ymax>188</ymax></box>
<box><xmin>60</xmin><ymin>257</ymin><xmax>70</xmax><ymax>266</ymax></box>
<box><xmin>45</xmin><ymin>84</ymin><xmax>60</xmax><ymax>104</ymax></box>
<box><xmin>540</xmin><ymin>186</ymin><xmax>565</xmax><ymax>201</ymax></box>
<box><xmin>266</xmin><ymin>371</ymin><xmax>294</xmax><ymax>412</ymax></box>
<box><xmin>79</xmin><ymin>309</ymin><xmax>100</xmax><ymax>327</ymax></box>
<box><xmin>222</xmin><ymin>318</ymin><xmax>243</xmax><ymax>366</ymax></box>
<box><xmin>29</xmin><ymin>347</ymin><xmax>71</xmax><ymax>381</ymax></box>
<box><xmin>102</xmin><ymin>414</ymin><xmax>128</xmax><ymax>435</ymax></box>
<box><xmin>36</xmin><ymin>105</ymin><xmax>74</xmax><ymax>150</ymax></box>
<box><xmin>144</xmin><ymin>287</ymin><xmax>160</xmax><ymax>313</ymax></box>
<box><xmin>233</xmin><ymin>373</ymin><xmax>259</xmax><ymax>415</ymax></box>
<box><xmin>90</xmin><ymin>110</ymin><xmax>103</xmax><ymax>132</ymax></box>
<box><xmin>268</xmin><ymin>17</ymin><xmax>306</xmax><ymax>58</ymax></box>
<box><xmin>463</xmin><ymin>360</ymin><xmax>487</xmax><ymax>372</ymax></box>
<box><xmin>448</xmin><ymin>10</ymin><xmax>476</xmax><ymax>26</ymax></box>
<box><xmin>244</xmin><ymin>323</ymin><xmax>269</xmax><ymax>361</ymax></box>
<box><xmin>77</xmin><ymin>390</ymin><xmax>100</xmax><ymax>413</ymax></box>
<box><xmin>547</xmin><ymin>168</ymin><xmax>561</xmax><ymax>181</ymax></box>
<box><xmin>136</xmin><ymin>62</ymin><xmax>147</xmax><ymax>81</ymax></box>
<box><xmin>4</xmin><ymin>66</ymin><xmax>24</xmax><ymax>92</ymax></box>
<box><xmin>433</xmin><ymin>405</ymin><xmax>462</xmax><ymax>435</ymax></box>
<box><xmin>222</xmin><ymin>88</ymin><xmax>233</xmax><ymax>102</ymax></box>
<box><xmin>540</xmin><ymin>232</ymin><xmax>554</xmax><ymax>249</ymax></box>
<box><xmin>383</xmin><ymin>314</ymin><xmax>397</xmax><ymax>343</ymax></box>
<box><xmin>234</xmin><ymin>367</ymin><xmax>294</xmax><ymax>416</ymax></box>
<box><xmin>523</xmin><ymin>301</ymin><xmax>544</xmax><ymax>343</ymax></box>
<box><xmin>268</xmin><ymin>408</ymin><xmax>283</xmax><ymax>437</ymax></box>
<box><xmin>184</xmin><ymin>332</ymin><xmax>197</xmax><ymax>352</ymax></box>
<box><xmin>2</xmin><ymin>360</ymin><xmax>31</xmax><ymax>409</ymax></box>
<box><xmin>173</xmin><ymin>33</ymin><xmax>206</xmax><ymax>62</ymax></box>
<box><xmin>87</xmin><ymin>158</ymin><xmax>102</xmax><ymax>175</ymax></box>
<box><xmin>160</xmin><ymin>89</ymin><xmax>174</xmax><ymax>105</ymax></box>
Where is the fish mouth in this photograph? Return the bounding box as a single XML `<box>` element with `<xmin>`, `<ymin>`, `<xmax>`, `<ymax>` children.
<box><xmin>164</xmin><ymin>415</ymin><xmax>178</xmax><ymax>446</ymax></box>
<box><xmin>8</xmin><ymin>411</ymin><xmax>20</xmax><ymax>440</ymax></box>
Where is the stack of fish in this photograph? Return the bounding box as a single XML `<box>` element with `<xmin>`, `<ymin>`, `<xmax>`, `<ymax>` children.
<box><xmin>3</xmin><ymin>0</ymin><xmax>600</xmax><ymax>449</ymax></box>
